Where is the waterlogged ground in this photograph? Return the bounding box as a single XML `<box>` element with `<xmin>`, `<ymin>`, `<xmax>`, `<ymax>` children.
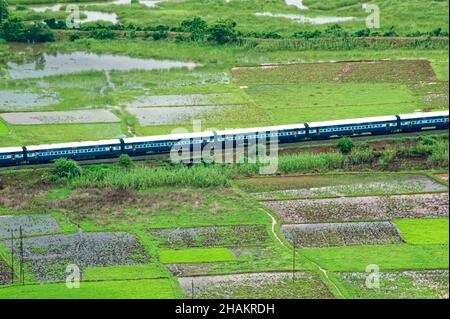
<box><xmin>337</xmin><ymin>270</ymin><xmax>449</xmax><ymax>299</ymax></box>
<box><xmin>0</xmin><ymin>110</ymin><xmax>120</xmax><ymax>125</ymax></box>
<box><xmin>178</xmin><ymin>272</ymin><xmax>334</xmax><ymax>299</ymax></box>
<box><xmin>264</xmin><ymin>193</ymin><xmax>449</xmax><ymax>223</ymax></box>
<box><xmin>0</xmin><ymin>214</ymin><xmax>60</xmax><ymax>239</ymax></box>
<box><xmin>281</xmin><ymin>222</ymin><xmax>404</xmax><ymax>248</ymax></box>
<box><xmin>1</xmin><ymin>232</ymin><xmax>148</xmax><ymax>282</ymax></box>
<box><xmin>238</xmin><ymin>173</ymin><xmax>448</xmax><ymax>200</ymax></box>
<box><xmin>6</xmin><ymin>52</ymin><xmax>199</xmax><ymax>79</ymax></box>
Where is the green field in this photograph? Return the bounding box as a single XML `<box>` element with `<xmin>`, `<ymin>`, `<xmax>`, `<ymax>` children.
<box><xmin>8</xmin><ymin>0</ymin><xmax>449</xmax><ymax>35</ymax></box>
<box><xmin>159</xmin><ymin>248</ymin><xmax>237</xmax><ymax>264</ymax></box>
<box><xmin>395</xmin><ymin>218</ymin><xmax>449</xmax><ymax>245</ymax></box>
<box><xmin>302</xmin><ymin>244</ymin><xmax>449</xmax><ymax>272</ymax></box>
<box><xmin>0</xmin><ymin>279</ymin><xmax>181</xmax><ymax>299</ymax></box>
<box><xmin>0</xmin><ymin>0</ymin><xmax>449</xmax><ymax>300</ymax></box>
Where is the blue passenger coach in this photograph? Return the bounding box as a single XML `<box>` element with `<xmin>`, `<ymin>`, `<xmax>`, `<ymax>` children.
<box><xmin>25</xmin><ymin>140</ymin><xmax>122</xmax><ymax>164</ymax></box>
<box><xmin>0</xmin><ymin>111</ymin><xmax>448</xmax><ymax>167</ymax></box>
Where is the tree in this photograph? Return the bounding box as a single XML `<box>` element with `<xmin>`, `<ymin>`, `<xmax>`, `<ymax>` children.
<box><xmin>27</xmin><ymin>22</ymin><xmax>55</xmax><ymax>42</ymax></box>
<box><xmin>1</xmin><ymin>17</ymin><xmax>26</xmax><ymax>42</ymax></box>
<box><xmin>53</xmin><ymin>158</ymin><xmax>82</xmax><ymax>179</ymax></box>
<box><xmin>180</xmin><ymin>16</ymin><xmax>208</xmax><ymax>41</ymax></box>
<box><xmin>336</xmin><ymin>137</ymin><xmax>355</xmax><ymax>154</ymax></box>
<box><xmin>324</xmin><ymin>24</ymin><xmax>346</xmax><ymax>37</ymax></box>
<box><xmin>207</xmin><ymin>19</ymin><xmax>237</xmax><ymax>44</ymax></box>
<box><xmin>0</xmin><ymin>0</ymin><xmax>9</xmax><ymax>24</ymax></box>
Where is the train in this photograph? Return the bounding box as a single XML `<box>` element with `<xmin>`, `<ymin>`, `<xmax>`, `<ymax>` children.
<box><xmin>0</xmin><ymin>110</ymin><xmax>448</xmax><ymax>167</ymax></box>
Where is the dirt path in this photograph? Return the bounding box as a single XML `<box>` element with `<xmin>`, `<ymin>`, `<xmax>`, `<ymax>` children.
<box><xmin>265</xmin><ymin>210</ymin><xmax>344</xmax><ymax>298</ymax></box>
<box><xmin>265</xmin><ymin>211</ymin><xmax>288</xmax><ymax>249</ymax></box>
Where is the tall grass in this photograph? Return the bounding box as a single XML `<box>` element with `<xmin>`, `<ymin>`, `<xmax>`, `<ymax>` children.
<box><xmin>71</xmin><ymin>164</ymin><xmax>232</xmax><ymax>189</ymax></box>
<box><xmin>278</xmin><ymin>152</ymin><xmax>345</xmax><ymax>173</ymax></box>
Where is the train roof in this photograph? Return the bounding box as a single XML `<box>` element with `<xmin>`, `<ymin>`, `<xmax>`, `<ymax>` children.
<box><xmin>308</xmin><ymin>115</ymin><xmax>398</xmax><ymax>127</ymax></box>
<box><xmin>217</xmin><ymin>123</ymin><xmax>306</xmax><ymax>136</ymax></box>
<box><xmin>0</xmin><ymin>146</ymin><xmax>23</xmax><ymax>154</ymax></box>
<box><xmin>123</xmin><ymin>131</ymin><xmax>214</xmax><ymax>144</ymax></box>
<box><xmin>399</xmin><ymin>110</ymin><xmax>449</xmax><ymax>120</ymax></box>
<box><xmin>26</xmin><ymin>139</ymin><xmax>122</xmax><ymax>151</ymax></box>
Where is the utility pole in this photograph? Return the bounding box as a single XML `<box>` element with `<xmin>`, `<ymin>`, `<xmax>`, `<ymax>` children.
<box><xmin>10</xmin><ymin>229</ymin><xmax>14</xmax><ymax>284</ymax></box>
<box><xmin>292</xmin><ymin>238</ymin><xmax>296</xmax><ymax>282</ymax></box>
<box><xmin>19</xmin><ymin>226</ymin><xmax>24</xmax><ymax>285</ymax></box>
<box><xmin>191</xmin><ymin>280</ymin><xmax>195</xmax><ymax>299</ymax></box>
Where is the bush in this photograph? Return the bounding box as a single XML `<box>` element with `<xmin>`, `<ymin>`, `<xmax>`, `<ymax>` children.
<box><xmin>53</xmin><ymin>158</ymin><xmax>82</xmax><ymax>179</ymax></box>
<box><xmin>152</xmin><ymin>30</ymin><xmax>167</xmax><ymax>40</ymax></box>
<box><xmin>0</xmin><ymin>0</ymin><xmax>9</xmax><ymax>24</ymax></box>
<box><xmin>1</xmin><ymin>17</ymin><xmax>55</xmax><ymax>42</ymax></box>
<box><xmin>378</xmin><ymin>149</ymin><xmax>397</xmax><ymax>166</ymax></box>
<box><xmin>89</xmin><ymin>29</ymin><xmax>115</xmax><ymax>40</ymax></box>
<box><xmin>27</xmin><ymin>22</ymin><xmax>55</xmax><ymax>42</ymax></box>
<box><xmin>117</xmin><ymin>154</ymin><xmax>133</xmax><ymax>168</ymax></box>
<box><xmin>346</xmin><ymin>149</ymin><xmax>376</xmax><ymax>165</ymax></box>
<box><xmin>208</xmin><ymin>19</ymin><xmax>238</xmax><ymax>44</ymax></box>
<box><xmin>68</xmin><ymin>32</ymin><xmax>81</xmax><ymax>42</ymax></box>
<box><xmin>336</xmin><ymin>137</ymin><xmax>355</xmax><ymax>154</ymax></box>
<box><xmin>0</xmin><ymin>17</ymin><xmax>26</xmax><ymax>42</ymax></box>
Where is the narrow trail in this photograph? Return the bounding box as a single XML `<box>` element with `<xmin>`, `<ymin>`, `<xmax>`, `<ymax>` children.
<box><xmin>265</xmin><ymin>210</ymin><xmax>345</xmax><ymax>298</ymax></box>
<box><xmin>265</xmin><ymin>211</ymin><xmax>288</xmax><ymax>249</ymax></box>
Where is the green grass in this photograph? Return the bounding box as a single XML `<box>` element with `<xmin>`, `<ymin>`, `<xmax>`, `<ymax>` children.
<box><xmin>234</xmin><ymin>172</ymin><xmax>448</xmax><ymax>197</ymax></box>
<box><xmin>243</xmin><ymin>83</ymin><xmax>420</xmax><ymax>123</ymax></box>
<box><xmin>82</xmin><ymin>264</ymin><xmax>169</xmax><ymax>281</ymax></box>
<box><xmin>395</xmin><ymin>218</ymin><xmax>449</xmax><ymax>245</ymax></box>
<box><xmin>0</xmin><ymin>123</ymin><xmax>124</xmax><ymax>147</ymax></box>
<box><xmin>12</xmin><ymin>0</ymin><xmax>448</xmax><ymax>35</ymax></box>
<box><xmin>0</xmin><ymin>119</ymin><xmax>7</xmax><ymax>137</ymax></box>
<box><xmin>302</xmin><ymin>244</ymin><xmax>449</xmax><ymax>272</ymax></box>
<box><xmin>159</xmin><ymin>248</ymin><xmax>236</xmax><ymax>264</ymax></box>
<box><xmin>333</xmin><ymin>270</ymin><xmax>449</xmax><ymax>299</ymax></box>
<box><xmin>0</xmin><ymin>279</ymin><xmax>181</xmax><ymax>299</ymax></box>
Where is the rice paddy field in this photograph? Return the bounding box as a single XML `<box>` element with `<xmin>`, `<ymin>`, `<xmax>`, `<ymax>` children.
<box><xmin>0</xmin><ymin>0</ymin><xmax>449</xmax><ymax>301</ymax></box>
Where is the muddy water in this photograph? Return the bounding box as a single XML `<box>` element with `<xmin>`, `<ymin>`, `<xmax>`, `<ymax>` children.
<box><xmin>129</xmin><ymin>94</ymin><xmax>232</xmax><ymax>107</ymax></box>
<box><xmin>0</xmin><ymin>90</ymin><xmax>60</xmax><ymax>110</ymax></box>
<box><xmin>0</xmin><ymin>110</ymin><xmax>120</xmax><ymax>125</ymax></box>
<box><xmin>254</xmin><ymin>12</ymin><xmax>359</xmax><ymax>25</ymax></box>
<box><xmin>7</xmin><ymin>52</ymin><xmax>199</xmax><ymax>79</ymax></box>
<box><xmin>129</xmin><ymin>105</ymin><xmax>231</xmax><ymax>125</ymax></box>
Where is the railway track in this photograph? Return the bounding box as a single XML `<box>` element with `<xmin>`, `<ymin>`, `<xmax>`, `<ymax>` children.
<box><xmin>1</xmin><ymin>129</ymin><xmax>447</xmax><ymax>171</ymax></box>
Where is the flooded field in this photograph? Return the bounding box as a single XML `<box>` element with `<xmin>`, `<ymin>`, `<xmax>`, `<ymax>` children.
<box><xmin>337</xmin><ymin>270</ymin><xmax>449</xmax><ymax>299</ymax></box>
<box><xmin>0</xmin><ymin>232</ymin><xmax>147</xmax><ymax>282</ymax></box>
<box><xmin>129</xmin><ymin>93</ymin><xmax>234</xmax><ymax>107</ymax></box>
<box><xmin>238</xmin><ymin>173</ymin><xmax>448</xmax><ymax>199</ymax></box>
<box><xmin>0</xmin><ymin>110</ymin><xmax>120</xmax><ymax>125</ymax></box>
<box><xmin>178</xmin><ymin>272</ymin><xmax>334</xmax><ymax>299</ymax></box>
<box><xmin>281</xmin><ymin>222</ymin><xmax>404</xmax><ymax>248</ymax></box>
<box><xmin>254</xmin><ymin>12</ymin><xmax>359</xmax><ymax>25</ymax></box>
<box><xmin>0</xmin><ymin>214</ymin><xmax>60</xmax><ymax>239</ymax></box>
<box><xmin>129</xmin><ymin>105</ymin><xmax>233</xmax><ymax>125</ymax></box>
<box><xmin>264</xmin><ymin>193</ymin><xmax>449</xmax><ymax>223</ymax></box>
<box><xmin>0</xmin><ymin>259</ymin><xmax>11</xmax><ymax>285</ymax></box>
<box><xmin>0</xmin><ymin>90</ymin><xmax>60</xmax><ymax>110</ymax></box>
<box><xmin>149</xmin><ymin>225</ymin><xmax>269</xmax><ymax>248</ymax></box>
<box><xmin>7</xmin><ymin>52</ymin><xmax>199</xmax><ymax>79</ymax></box>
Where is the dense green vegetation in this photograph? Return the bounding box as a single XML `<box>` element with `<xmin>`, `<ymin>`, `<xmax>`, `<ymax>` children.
<box><xmin>0</xmin><ymin>0</ymin><xmax>448</xmax><ymax>300</ymax></box>
<box><xmin>395</xmin><ymin>218</ymin><xmax>449</xmax><ymax>245</ymax></box>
